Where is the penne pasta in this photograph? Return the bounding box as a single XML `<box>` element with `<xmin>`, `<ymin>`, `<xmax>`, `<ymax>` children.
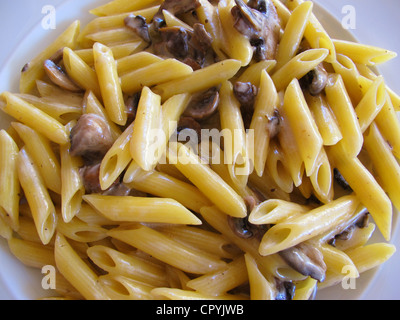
<box><xmin>83</xmin><ymin>194</ymin><xmax>202</xmax><ymax>225</ymax></box>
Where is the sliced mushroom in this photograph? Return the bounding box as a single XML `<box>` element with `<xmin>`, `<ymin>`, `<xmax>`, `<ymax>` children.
<box><xmin>154</xmin><ymin>23</ymin><xmax>213</xmax><ymax>69</ymax></box>
<box><xmin>176</xmin><ymin>116</ymin><xmax>202</xmax><ymax>143</ymax></box>
<box><xmin>125</xmin><ymin>92</ymin><xmax>140</xmax><ymax>126</ymax></box>
<box><xmin>70</xmin><ymin>114</ymin><xmax>115</xmax><ymax>164</ymax></box>
<box><xmin>124</xmin><ymin>15</ymin><xmax>151</xmax><ymax>42</ymax></box>
<box><xmin>227</xmin><ymin>215</ymin><xmax>268</xmax><ymax>240</ymax></box>
<box><xmin>334</xmin><ymin>168</ymin><xmax>352</xmax><ymax>191</ymax></box>
<box><xmin>183</xmin><ymin>87</ymin><xmax>219</xmax><ymax>121</ymax></box>
<box><xmin>79</xmin><ymin>163</ymin><xmax>103</xmax><ymax>194</ymax></box>
<box><xmin>233</xmin><ymin>81</ymin><xmax>258</xmax><ymax>113</ymax></box>
<box><xmin>43</xmin><ymin>59</ymin><xmax>82</xmax><ymax>92</ymax></box>
<box><xmin>153</xmin><ymin>0</ymin><xmax>201</xmax><ymax>25</ymax></box>
<box><xmin>279</xmin><ymin>242</ymin><xmax>327</xmax><ymax>282</ymax></box>
<box><xmin>275</xmin><ymin>278</ymin><xmax>295</xmax><ymax>300</ymax></box>
<box><xmin>231</xmin><ymin>0</ymin><xmax>280</xmax><ymax>61</ymax></box>
<box><xmin>301</xmin><ymin>63</ymin><xmax>329</xmax><ymax>96</ymax></box>
<box><xmin>267</xmin><ymin>109</ymin><xmax>282</xmax><ymax>139</ymax></box>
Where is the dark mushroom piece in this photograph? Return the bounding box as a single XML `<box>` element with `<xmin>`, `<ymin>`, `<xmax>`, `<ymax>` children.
<box><xmin>302</xmin><ymin>63</ymin><xmax>329</xmax><ymax>96</ymax></box>
<box><xmin>227</xmin><ymin>215</ymin><xmax>268</xmax><ymax>240</ymax></box>
<box><xmin>183</xmin><ymin>87</ymin><xmax>219</xmax><ymax>121</ymax></box>
<box><xmin>267</xmin><ymin>109</ymin><xmax>282</xmax><ymax>139</ymax></box>
<box><xmin>176</xmin><ymin>116</ymin><xmax>202</xmax><ymax>145</ymax></box>
<box><xmin>43</xmin><ymin>59</ymin><xmax>82</xmax><ymax>92</ymax></box>
<box><xmin>153</xmin><ymin>0</ymin><xmax>201</xmax><ymax>27</ymax></box>
<box><xmin>279</xmin><ymin>242</ymin><xmax>327</xmax><ymax>282</ymax></box>
<box><xmin>333</xmin><ymin>168</ymin><xmax>352</xmax><ymax>191</ymax></box>
<box><xmin>70</xmin><ymin>114</ymin><xmax>115</xmax><ymax>164</ymax></box>
<box><xmin>231</xmin><ymin>0</ymin><xmax>280</xmax><ymax>61</ymax></box>
<box><xmin>275</xmin><ymin>279</ymin><xmax>296</xmax><ymax>300</ymax></box>
<box><xmin>233</xmin><ymin>81</ymin><xmax>258</xmax><ymax>113</ymax></box>
<box><xmin>79</xmin><ymin>163</ymin><xmax>104</xmax><ymax>194</ymax></box>
<box><xmin>124</xmin><ymin>15</ymin><xmax>151</xmax><ymax>43</ymax></box>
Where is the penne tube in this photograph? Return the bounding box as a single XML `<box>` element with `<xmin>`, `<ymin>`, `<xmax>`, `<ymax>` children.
<box><xmin>219</xmin><ymin>80</ymin><xmax>250</xmax><ymax>188</ymax></box>
<box><xmin>130</xmin><ymin>87</ymin><xmax>162</xmax><ymax>171</ymax></box>
<box><xmin>186</xmin><ymin>256</ymin><xmax>248</xmax><ymax>296</ymax></box>
<box><xmin>153</xmin><ymin>59</ymin><xmax>242</xmax><ymax>100</ymax></box>
<box><xmin>11</xmin><ymin>122</ymin><xmax>61</xmax><ymax>194</ymax></box>
<box><xmin>333</xmin><ymin>39</ymin><xmax>397</xmax><ymax>66</ymax></box>
<box><xmin>99</xmin><ymin>274</ymin><xmax>155</xmax><ymax>300</ymax></box>
<box><xmin>308</xmin><ymin>148</ymin><xmax>333</xmax><ymax>204</ymax></box>
<box><xmin>60</xmin><ymin>121</ymin><xmax>85</xmax><ymax>223</ymax></box>
<box><xmin>120</xmin><ymin>59</ymin><xmax>194</xmax><ymax>94</ymax></box>
<box><xmin>151</xmin><ymin>288</ymin><xmax>247</xmax><ymax>300</ymax></box>
<box><xmin>20</xmin><ymin>20</ymin><xmax>80</xmax><ymax>93</ymax></box>
<box><xmin>374</xmin><ymin>92</ymin><xmax>400</xmax><ymax>159</ymax></box>
<box><xmin>125</xmin><ymin>169</ymin><xmax>211</xmax><ymax>213</ymax></box>
<box><xmin>265</xmin><ymin>139</ymin><xmax>294</xmax><ymax>194</ymax></box>
<box><xmin>237</xmin><ymin>60</ymin><xmax>277</xmax><ymax>87</ymax></box>
<box><xmin>364</xmin><ymin>123</ymin><xmax>400</xmax><ymax>213</ymax></box>
<box><xmin>293</xmin><ymin>277</ymin><xmax>318</xmax><ymax>300</ymax></box>
<box><xmin>286</xmin><ymin>0</ymin><xmax>336</xmax><ymax>63</ymax></box>
<box><xmin>116</xmin><ymin>51</ymin><xmax>163</xmax><ymax>75</ymax></box>
<box><xmin>93</xmin><ymin>42</ymin><xmax>127</xmax><ymax>126</ymax></box>
<box><xmin>244</xmin><ymin>253</ymin><xmax>275</xmax><ymax>300</ymax></box>
<box><xmin>83</xmin><ymin>194</ymin><xmax>202</xmax><ymax>225</ymax></box>
<box><xmin>86</xmin><ymin>28</ymin><xmax>140</xmax><ymax>46</ymax></box>
<box><xmin>0</xmin><ymin>130</ymin><xmax>20</xmax><ymax>231</ymax></box>
<box><xmin>100</xmin><ymin>121</ymin><xmax>134</xmax><ymax>190</ymax></box>
<box><xmin>319</xmin><ymin>243</ymin><xmax>359</xmax><ymax>278</ymax></box>
<box><xmin>328</xmin><ymin>144</ymin><xmax>392</xmax><ymax>241</ymax></box>
<box><xmin>282</xmin><ymin>78</ymin><xmax>323</xmax><ymax>176</ymax></box>
<box><xmin>108</xmin><ymin>224</ymin><xmax>227</xmax><ymax>274</ymax></box>
<box><xmin>305</xmin><ymin>92</ymin><xmax>342</xmax><ymax>146</ymax></box>
<box><xmin>271</xmin><ymin>48</ymin><xmax>329</xmax><ymax>91</ymax></box>
<box><xmin>331</xmin><ymin>53</ymin><xmax>364</xmax><ymax>105</ymax></box>
<box><xmin>63</xmin><ymin>47</ymin><xmax>101</xmax><ymax>98</ymax></box>
<box><xmin>324</xmin><ymin>73</ymin><xmax>363</xmax><ymax>158</ymax></box>
<box><xmin>54</xmin><ymin>233</ymin><xmax>110</xmax><ymax>300</ymax></box>
<box><xmin>0</xmin><ymin>92</ymin><xmax>68</xmax><ymax>145</ymax></box>
<box><xmin>7</xmin><ymin>237</ymin><xmax>55</xmax><ymax>269</ymax></box>
<box><xmin>56</xmin><ymin>216</ymin><xmax>108</xmax><ymax>243</ymax></box>
<box><xmin>355</xmin><ymin>76</ymin><xmax>386</xmax><ymax>133</ymax></box>
<box><xmin>90</xmin><ymin>0</ymin><xmax>161</xmax><ymax>16</ymax></box>
<box><xmin>259</xmin><ymin>195</ymin><xmax>360</xmax><ymax>256</ymax></box>
<box><xmin>249</xmin><ymin>199</ymin><xmax>310</xmax><ymax>225</ymax></box>
<box><xmin>87</xmin><ymin>245</ymin><xmax>168</xmax><ymax>287</ymax></box>
<box><xmin>169</xmin><ymin>142</ymin><xmax>247</xmax><ymax>218</ymax></box>
<box><xmin>217</xmin><ymin>0</ymin><xmax>253</xmax><ymax>66</ymax></box>
<box><xmin>17</xmin><ymin>147</ymin><xmax>57</xmax><ymax>245</ymax></box>
<box><xmin>155</xmin><ymin>225</ymin><xmax>238</xmax><ymax>260</ymax></box>
<box><xmin>14</xmin><ymin>93</ymin><xmax>82</xmax><ymax>125</ymax></box>
<box><xmin>249</xmin><ymin>70</ymin><xmax>279</xmax><ymax>177</ymax></box>
<box><xmin>345</xmin><ymin>243</ymin><xmax>396</xmax><ymax>275</ymax></box>
<box><xmin>274</xmin><ymin>1</ymin><xmax>313</xmax><ymax>70</ymax></box>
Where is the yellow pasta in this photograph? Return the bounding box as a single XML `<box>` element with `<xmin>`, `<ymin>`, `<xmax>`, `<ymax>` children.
<box><xmin>0</xmin><ymin>92</ymin><xmax>68</xmax><ymax>145</ymax></box>
<box><xmin>19</xmin><ymin>20</ymin><xmax>80</xmax><ymax>93</ymax></box>
<box><xmin>0</xmin><ymin>0</ymin><xmax>399</xmax><ymax>301</ymax></box>
<box><xmin>333</xmin><ymin>39</ymin><xmax>397</xmax><ymax>66</ymax></box>
<box><xmin>93</xmin><ymin>42</ymin><xmax>127</xmax><ymax>126</ymax></box>
<box><xmin>17</xmin><ymin>147</ymin><xmax>57</xmax><ymax>245</ymax></box>
<box><xmin>282</xmin><ymin>78</ymin><xmax>323</xmax><ymax>176</ymax></box>
<box><xmin>83</xmin><ymin>194</ymin><xmax>202</xmax><ymax>225</ymax></box>
<box><xmin>0</xmin><ymin>130</ymin><xmax>20</xmax><ymax>232</ymax></box>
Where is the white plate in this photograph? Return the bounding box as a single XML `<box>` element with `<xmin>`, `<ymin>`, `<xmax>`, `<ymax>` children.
<box><xmin>0</xmin><ymin>0</ymin><xmax>399</xmax><ymax>300</ymax></box>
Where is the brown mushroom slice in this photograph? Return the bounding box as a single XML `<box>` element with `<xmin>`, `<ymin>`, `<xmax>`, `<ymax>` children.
<box><xmin>231</xmin><ymin>0</ymin><xmax>280</xmax><ymax>60</ymax></box>
<box><xmin>153</xmin><ymin>0</ymin><xmax>201</xmax><ymax>24</ymax></box>
<box><xmin>279</xmin><ymin>242</ymin><xmax>327</xmax><ymax>282</ymax></box>
<box><xmin>233</xmin><ymin>81</ymin><xmax>258</xmax><ymax>112</ymax></box>
<box><xmin>183</xmin><ymin>87</ymin><xmax>219</xmax><ymax>121</ymax></box>
<box><xmin>43</xmin><ymin>59</ymin><xmax>82</xmax><ymax>92</ymax></box>
<box><xmin>124</xmin><ymin>15</ymin><xmax>151</xmax><ymax>43</ymax></box>
<box><xmin>79</xmin><ymin>163</ymin><xmax>103</xmax><ymax>194</ymax></box>
<box><xmin>70</xmin><ymin>114</ymin><xmax>115</xmax><ymax>163</ymax></box>
<box><xmin>302</xmin><ymin>63</ymin><xmax>329</xmax><ymax>96</ymax></box>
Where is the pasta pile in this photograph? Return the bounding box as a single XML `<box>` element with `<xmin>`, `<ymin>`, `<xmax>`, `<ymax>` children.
<box><xmin>0</xmin><ymin>0</ymin><xmax>398</xmax><ymax>300</ymax></box>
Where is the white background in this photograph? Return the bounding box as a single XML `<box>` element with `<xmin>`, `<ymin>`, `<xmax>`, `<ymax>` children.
<box><xmin>0</xmin><ymin>0</ymin><xmax>399</xmax><ymax>299</ymax></box>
